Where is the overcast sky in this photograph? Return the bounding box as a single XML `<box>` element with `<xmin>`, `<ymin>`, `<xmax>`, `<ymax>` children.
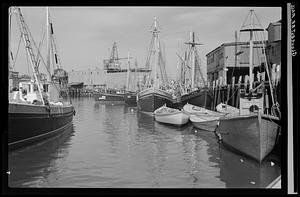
<box><xmin>9</xmin><ymin>6</ymin><xmax>281</xmax><ymax>79</ymax></box>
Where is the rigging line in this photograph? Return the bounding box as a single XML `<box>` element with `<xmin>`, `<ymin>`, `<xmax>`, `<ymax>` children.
<box><xmin>253</xmin><ymin>31</ymin><xmax>262</xmax><ymax>75</ymax></box>
<box><xmin>253</xmin><ymin>11</ymin><xmax>265</xmax><ymax>30</ymax></box>
<box><xmin>224</xmin><ymin>85</ymin><xmax>239</xmax><ymax>103</ymax></box>
<box><xmin>194</xmin><ymin>49</ymin><xmax>207</xmax><ymax>86</ymax></box>
<box><xmin>11</xmin><ymin>34</ymin><xmax>22</xmax><ymax>70</ymax></box>
<box><xmin>25</xmin><ymin>44</ymin><xmax>31</xmax><ymax>77</ymax></box>
<box><xmin>241</xmin><ymin>10</ymin><xmax>252</xmax><ymax>28</ymax></box>
<box><xmin>259</xmin><ymin>27</ymin><xmax>279</xmax><ymax>118</ymax></box>
<box><xmin>230</xmin><ymin>31</ymin><xmax>240</xmax><ymax>82</ymax></box>
<box><xmin>35</xmin><ymin>27</ymin><xmax>46</xmax><ymax>69</ymax></box>
<box><xmin>22</xmin><ymin>23</ymin><xmax>64</xmax><ymax>101</ymax></box>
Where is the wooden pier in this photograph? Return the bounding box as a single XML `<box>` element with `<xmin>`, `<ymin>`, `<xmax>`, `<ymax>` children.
<box><xmin>209</xmin><ymin>64</ymin><xmax>281</xmax><ymax>113</ymax></box>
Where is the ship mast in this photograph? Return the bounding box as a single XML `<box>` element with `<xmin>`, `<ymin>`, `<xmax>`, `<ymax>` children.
<box><xmin>46</xmin><ymin>7</ymin><xmax>51</xmax><ymax>81</ymax></box>
<box><xmin>240</xmin><ymin>9</ymin><xmax>264</xmax><ymax>90</ymax></box>
<box><xmin>184</xmin><ymin>31</ymin><xmax>202</xmax><ymax>89</ymax></box>
<box><xmin>151</xmin><ymin>17</ymin><xmax>160</xmax><ymax>89</ymax></box>
<box><xmin>126</xmin><ymin>52</ymin><xmax>131</xmax><ymax>91</ymax></box>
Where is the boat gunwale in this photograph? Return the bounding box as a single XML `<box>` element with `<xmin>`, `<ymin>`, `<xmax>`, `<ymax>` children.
<box><xmin>189</xmin><ymin>115</ymin><xmax>220</xmax><ymax>123</ymax></box>
<box><xmin>154</xmin><ymin>110</ymin><xmax>187</xmax><ymax>117</ymax></box>
<box><xmin>220</xmin><ymin>113</ymin><xmax>279</xmax><ymax>121</ymax></box>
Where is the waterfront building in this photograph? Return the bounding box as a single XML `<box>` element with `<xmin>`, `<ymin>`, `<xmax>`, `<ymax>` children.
<box><xmin>206</xmin><ymin>41</ymin><xmax>266</xmax><ymax>85</ymax></box>
<box><xmin>206</xmin><ymin>20</ymin><xmax>281</xmax><ymax>85</ymax></box>
<box><xmin>265</xmin><ymin>20</ymin><xmax>281</xmax><ymax>66</ymax></box>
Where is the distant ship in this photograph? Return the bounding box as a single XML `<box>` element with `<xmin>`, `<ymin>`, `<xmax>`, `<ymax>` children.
<box><xmin>8</xmin><ymin>7</ymin><xmax>75</xmax><ymax>150</ymax></box>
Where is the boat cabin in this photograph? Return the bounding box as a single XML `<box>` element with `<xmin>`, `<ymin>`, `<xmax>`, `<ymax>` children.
<box><xmin>239</xmin><ymin>88</ymin><xmax>264</xmax><ymax>115</ymax></box>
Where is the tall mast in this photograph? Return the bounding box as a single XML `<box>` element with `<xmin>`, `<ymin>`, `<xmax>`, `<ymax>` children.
<box><xmin>191</xmin><ymin>32</ymin><xmax>195</xmax><ymax>88</ymax></box>
<box><xmin>151</xmin><ymin>17</ymin><xmax>160</xmax><ymax>89</ymax></box>
<box><xmin>184</xmin><ymin>31</ymin><xmax>202</xmax><ymax>89</ymax></box>
<box><xmin>234</xmin><ymin>30</ymin><xmax>237</xmax><ymax>68</ymax></box>
<box><xmin>249</xmin><ymin>27</ymin><xmax>254</xmax><ymax>89</ymax></box>
<box><xmin>134</xmin><ymin>59</ymin><xmax>138</xmax><ymax>91</ymax></box>
<box><xmin>126</xmin><ymin>52</ymin><xmax>131</xmax><ymax>91</ymax></box>
<box><xmin>46</xmin><ymin>7</ymin><xmax>51</xmax><ymax>81</ymax></box>
<box><xmin>240</xmin><ymin>9</ymin><xmax>264</xmax><ymax>90</ymax></box>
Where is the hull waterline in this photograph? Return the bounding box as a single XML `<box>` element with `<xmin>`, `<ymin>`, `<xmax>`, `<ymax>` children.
<box><xmin>216</xmin><ymin>113</ymin><xmax>280</xmax><ymax>162</ymax></box>
<box><xmin>94</xmin><ymin>92</ymin><xmax>125</xmax><ymax>104</ymax></box>
<box><xmin>190</xmin><ymin>115</ymin><xmax>220</xmax><ymax>132</ymax></box>
<box><xmin>8</xmin><ymin>102</ymin><xmax>75</xmax><ymax>151</ymax></box>
<box><xmin>137</xmin><ymin>88</ymin><xmax>175</xmax><ymax>113</ymax></box>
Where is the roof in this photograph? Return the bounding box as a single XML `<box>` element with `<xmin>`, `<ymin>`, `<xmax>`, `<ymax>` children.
<box><xmin>266</xmin><ymin>20</ymin><xmax>282</xmax><ymax>30</ymax></box>
<box><xmin>206</xmin><ymin>41</ymin><xmax>267</xmax><ymax>56</ymax></box>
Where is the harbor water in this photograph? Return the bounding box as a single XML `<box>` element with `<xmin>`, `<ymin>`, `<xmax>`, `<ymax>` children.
<box><xmin>8</xmin><ymin>97</ymin><xmax>281</xmax><ymax>188</ymax></box>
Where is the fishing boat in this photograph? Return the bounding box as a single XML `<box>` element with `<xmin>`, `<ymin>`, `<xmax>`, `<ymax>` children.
<box><xmin>190</xmin><ymin>115</ymin><xmax>220</xmax><ymax>132</ymax></box>
<box><xmin>216</xmin><ymin>102</ymin><xmax>239</xmax><ymax>115</ymax></box>
<box><xmin>174</xmin><ymin>32</ymin><xmax>213</xmax><ymax>109</ymax></box>
<box><xmin>94</xmin><ymin>88</ymin><xmax>125</xmax><ymax>104</ymax></box>
<box><xmin>154</xmin><ymin>105</ymin><xmax>189</xmax><ymax>126</ymax></box>
<box><xmin>183</xmin><ymin>103</ymin><xmax>224</xmax><ymax>116</ymax></box>
<box><xmin>137</xmin><ymin>17</ymin><xmax>175</xmax><ymax>113</ymax></box>
<box><xmin>124</xmin><ymin>91</ymin><xmax>137</xmax><ymax>105</ymax></box>
<box><xmin>216</xmin><ymin>10</ymin><xmax>281</xmax><ymax>162</ymax></box>
<box><xmin>8</xmin><ymin>7</ymin><xmax>75</xmax><ymax>150</ymax></box>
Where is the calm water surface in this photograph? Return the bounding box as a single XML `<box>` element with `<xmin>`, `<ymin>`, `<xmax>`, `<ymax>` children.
<box><xmin>8</xmin><ymin>97</ymin><xmax>281</xmax><ymax>188</ymax></box>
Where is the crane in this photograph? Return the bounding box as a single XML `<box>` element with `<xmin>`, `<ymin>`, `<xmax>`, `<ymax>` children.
<box><xmin>103</xmin><ymin>42</ymin><xmax>132</xmax><ymax>70</ymax></box>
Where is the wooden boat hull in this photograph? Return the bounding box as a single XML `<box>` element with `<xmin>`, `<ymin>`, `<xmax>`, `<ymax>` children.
<box><xmin>137</xmin><ymin>88</ymin><xmax>175</xmax><ymax>113</ymax></box>
<box><xmin>216</xmin><ymin>102</ymin><xmax>239</xmax><ymax>115</ymax></box>
<box><xmin>124</xmin><ymin>92</ymin><xmax>137</xmax><ymax>106</ymax></box>
<box><xmin>175</xmin><ymin>89</ymin><xmax>212</xmax><ymax>109</ymax></box>
<box><xmin>190</xmin><ymin>115</ymin><xmax>220</xmax><ymax>132</ymax></box>
<box><xmin>183</xmin><ymin>103</ymin><xmax>223</xmax><ymax>116</ymax></box>
<box><xmin>155</xmin><ymin>111</ymin><xmax>189</xmax><ymax>126</ymax></box>
<box><xmin>216</xmin><ymin>113</ymin><xmax>280</xmax><ymax>162</ymax></box>
<box><xmin>94</xmin><ymin>92</ymin><xmax>125</xmax><ymax>104</ymax></box>
<box><xmin>8</xmin><ymin>102</ymin><xmax>75</xmax><ymax>150</ymax></box>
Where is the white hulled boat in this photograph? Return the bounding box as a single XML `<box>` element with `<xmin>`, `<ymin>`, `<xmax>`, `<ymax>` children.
<box><xmin>154</xmin><ymin>105</ymin><xmax>189</xmax><ymax>126</ymax></box>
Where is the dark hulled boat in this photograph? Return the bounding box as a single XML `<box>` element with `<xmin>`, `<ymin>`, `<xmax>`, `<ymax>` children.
<box><xmin>136</xmin><ymin>17</ymin><xmax>174</xmax><ymax>113</ymax></box>
<box><xmin>8</xmin><ymin>102</ymin><xmax>74</xmax><ymax>150</ymax></box>
<box><xmin>8</xmin><ymin>7</ymin><xmax>75</xmax><ymax>150</ymax></box>
<box><xmin>94</xmin><ymin>90</ymin><xmax>125</xmax><ymax>104</ymax></box>
<box><xmin>137</xmin><ymin>88</ymin><xmax>175</xmax><ymax>113</ymax></box>
<box><xmin>124</xmin><ymin>91</ymin><xmax>137</xmax><ymax>106</ymax></box>
<box><xmin>175</xmin><ymin>88</ymin><xmax>212</xmax><ymax>109</ymax></box>
<box><xmin>175</xmin><ymin>32</ymin><xmax>211</xmax><ymax>109</ymax></box>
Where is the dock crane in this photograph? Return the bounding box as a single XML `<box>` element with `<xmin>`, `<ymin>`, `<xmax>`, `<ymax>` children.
<box><xmin>103</xmin><ymin>42</ymin><xmax>132</xmax><ymax>70</ymax></box>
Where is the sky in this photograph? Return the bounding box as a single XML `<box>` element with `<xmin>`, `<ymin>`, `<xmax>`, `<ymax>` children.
<box><xmin>9</xmin><ymin>6</ymin><xmax>281</xmax><ymax>80</ymax></box>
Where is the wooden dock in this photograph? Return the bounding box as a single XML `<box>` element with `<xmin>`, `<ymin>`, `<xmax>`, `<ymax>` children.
<box><xmin>209</xmin><ymin>66</ymin><xmax>281</xmax><ymax>114</ymax></box>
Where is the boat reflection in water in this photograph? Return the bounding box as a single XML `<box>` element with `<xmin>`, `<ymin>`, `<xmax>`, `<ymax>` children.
<box><xmin>8</xmin><ymin>124</ymin><xmax>75</xmax><ymax>188</ymax></box>
<box><xmin>8</xmin><ymin>97</ymin><xmax>281</xmax><ymax>188</ymax></box>
<box><xmin>217</xmin><ymin>141</ymin><xmax>281</xmax><ymax>188</ymax></box>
